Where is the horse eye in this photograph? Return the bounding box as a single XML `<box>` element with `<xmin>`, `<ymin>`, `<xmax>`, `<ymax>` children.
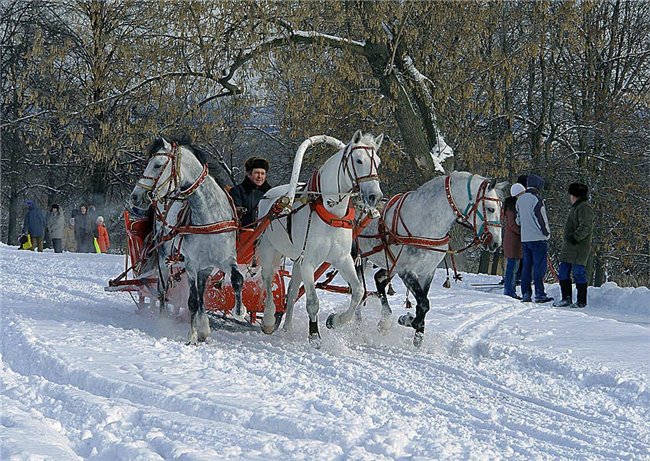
<box><xmin>356</xmin><ymin>159</ymin><xmax>363</xmax><ymax>164</ymax></box>
<box><xmin>487</xmin><ymin>207</ymin><xmax>495</xmax><ymax>213</ymax></box>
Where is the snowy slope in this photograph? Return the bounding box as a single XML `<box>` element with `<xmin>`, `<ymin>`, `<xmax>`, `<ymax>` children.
<box><xmin>1</xmin><ymin>244</ymin><xmax>649</xmax><ymax>460</ymax></box>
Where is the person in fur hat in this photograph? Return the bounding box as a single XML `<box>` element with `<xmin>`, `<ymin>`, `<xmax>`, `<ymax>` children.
<box><xmin>230</xmin><ymin>157</ymin><xmax>271</xmax><ymax>227</ymax></box>
<box><xmin>553</xmin><ymin>182</ymin><xmax>594</xmax><ymax>308</ymax></box>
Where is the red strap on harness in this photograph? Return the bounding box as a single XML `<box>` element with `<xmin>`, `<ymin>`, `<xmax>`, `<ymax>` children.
<box><xmin>383</xmin><ymin>193</ymin><xmax>450</xmax><ymax>249</ymax></box>
<box><xmin>174</xmin><ymin>220</ymin><xmax>239</xmax><ymax>235</ymax></box>
<box><xmin>310</xmin><ymin>197</ymin><xmax>355</xmax><ymax>229</ymax></box>
<box><xmin>307</xmin><ymin>170</ymin><xmax>356</xmax><ymax>229</ymax></box>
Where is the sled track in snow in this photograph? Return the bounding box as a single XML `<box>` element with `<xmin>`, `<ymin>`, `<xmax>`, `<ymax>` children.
<box><xmin>2</xmin><ymin>300</ymin><xmax>649</xmax><ymax>459</ymax></box>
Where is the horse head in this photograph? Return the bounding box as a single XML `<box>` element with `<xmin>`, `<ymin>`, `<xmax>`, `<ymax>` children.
<box><xmin>449</xmin><ymin>173</ymin><xmax>508</xmax><ymax>253</ymax></box>
<box><xmin>481</xmin><ymin>178</ymin><xmax>509</xmax><ymax>252</ymax></box>
<box><xmin>343</xmin><ymin>130</ymin><xmax>384</xmax><ymax>209</ymax></box>
<box><xmin>129</xmin><ymin>138</ymin><xmax>182</xmax><ymax>216</ymax></box>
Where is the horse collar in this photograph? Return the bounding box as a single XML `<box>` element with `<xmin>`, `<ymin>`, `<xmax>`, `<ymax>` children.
<box><xmin>308</xmin><ymin>171</ymin><xmax>355</xmax><ymax>228</ymax></box>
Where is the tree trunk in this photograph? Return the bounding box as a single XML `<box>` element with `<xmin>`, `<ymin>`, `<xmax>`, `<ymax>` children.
<box><xmin>593</xmin><ymin>251</ymin><xmax>606</xmax><ymax>287</ymax></box>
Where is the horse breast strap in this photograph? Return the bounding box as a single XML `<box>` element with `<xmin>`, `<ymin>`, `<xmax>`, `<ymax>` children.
<box><xmin>307</xmin><ymin>171</ymin><xmax>356</xmax><ymax>229</ymax></box>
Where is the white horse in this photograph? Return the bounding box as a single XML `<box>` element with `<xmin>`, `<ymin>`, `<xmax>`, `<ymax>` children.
<box><xmin>357</xmin><ymin>171</ymin><xmax>508</xmax><ymax>346</ymax></box>
<box><xmin>129</xmin><ymin>137</ymin><xmax>244</xmax><ymax>344</ymax></box>
<box><xmin>256</xmin><ymin>130</ymin><xmax>384</xmax><ymax>346</ymax></box>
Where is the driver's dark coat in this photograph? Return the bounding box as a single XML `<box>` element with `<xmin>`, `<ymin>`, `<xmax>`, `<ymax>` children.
<box><xmin>230</xmin><ymin>176</ymin><xmax>271</xmax><ymax>227</ymax></box>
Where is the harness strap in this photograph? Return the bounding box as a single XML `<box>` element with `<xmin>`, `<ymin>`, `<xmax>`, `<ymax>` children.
<box><xmin>310</xmin><ymin>197</ymin><xmax>355</xmax><ymax>228</ymax></box>
<box><xmin>173</xmin><ymin>163</ymin><xmax>210</xmax><ymax>200</ymax></box>
<box><xmin>307</xmin><ymin>171</ymin><xmax>356</xmax><ymax>229</ymax></box>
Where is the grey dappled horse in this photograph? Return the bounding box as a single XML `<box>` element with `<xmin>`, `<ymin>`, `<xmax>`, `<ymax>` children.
<box><xmin>256</xmin><ymin>130</ymin><xmax>384</xmax><ymax>347</ymax></box>
<box><xmin>129</xmin><ymin>137</ymin><xmax>243</xmax><ymax>344</ymax></box>
<box><xmin>359</xmin><ymin>171</ymin><xmax>508</xmax><ymax>347</ymax></box>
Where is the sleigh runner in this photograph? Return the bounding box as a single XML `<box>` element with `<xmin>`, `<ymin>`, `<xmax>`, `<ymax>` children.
<box><xmin>106</xmin><ymin>209</ymin><xmax>288</xmax><ymax>323</ymax></box>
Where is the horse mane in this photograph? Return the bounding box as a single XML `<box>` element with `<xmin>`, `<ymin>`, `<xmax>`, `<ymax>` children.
<box><xmin>147</xmin><ymin>135</ymin><xmax>209</xmax><ymax>166</ymax></box>
<box><xmin>147</xmin><ymin>135</ymin><xmax>228</xmax><ymax>189</ymax></box>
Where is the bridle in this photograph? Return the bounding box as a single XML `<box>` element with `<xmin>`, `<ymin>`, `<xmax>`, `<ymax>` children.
<box><xmin>445</xmin><ymin>174</ymin><xmax>502</xmax><ymax>246</ymax></box>
<box><xmin>135</xmin><ymin>143</ymin><xmax>210</xmax><ymax>206</ymax></box>
<box><xmin>341</xmin><ymin>143</ymin><xmax>380</xmax><ymax>187</ymax></box>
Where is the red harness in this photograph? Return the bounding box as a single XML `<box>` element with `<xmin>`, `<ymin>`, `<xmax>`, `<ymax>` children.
<box><xmin>141</xmin><ymin>143</ymin><xmax>239</xmax><ymax>261</ymax></box>
<box><xmin>307</xmin><ymin>171</ymin><xmax>356</xmax><ymax>229</ymax></box>
<box><xmin>357</xmin><ymin>175</ymin><xmax>501</xmax><ymax>278</ymax></box>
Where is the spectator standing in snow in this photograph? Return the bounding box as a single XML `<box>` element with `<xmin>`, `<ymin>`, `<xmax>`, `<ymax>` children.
<box><xmin>64</xmin><ymin>218</ymin><xmax>77</xmax><ymax>252</ymax></box>
<box><xmin>553</xmin><ymin>183</ymin><xmax>595</xmax><ymax>308</ymax></box>
<box><xmin>94</xmin><ymin>216</ymin><xmax>110</xmax><ymax>253</ymax></box>
<box><xmin>46</xmin><ymin>204</ymin><xmax>65</xmax><ymax>253</ymax></box>
<box><xmin>503</xmin><ymin>183</ymin><xmax>525</xmax><ymax>299</ymax></box>
<box><xmin>230</xmin><ymin>157</ymin><xmax>272</xmax><ymax>227</ymax></box>
<box><xmin>74</xmin><ymin>204</ymin><xmax>94</xmax><ymax>253</ymax></box>
<box><xmin>516</xmin><ymin>174</ymin><xmax>553</xmax><ymax>303</ymax></box>
<box><xmin>22</xmin><ymin>199</ymin><xmax>46</xmax><ymax>252</ymax></box>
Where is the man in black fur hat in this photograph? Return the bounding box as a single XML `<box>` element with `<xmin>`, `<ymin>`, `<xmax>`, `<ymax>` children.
<box><xmin>553</xmin><ymin>182</ymin><xmax>594</xmax><ymax>308</ymax></box>
<box><xmin>230</xmin><ymin>157</ymin><xmax>271</xmax><ymax>227</ymax></box>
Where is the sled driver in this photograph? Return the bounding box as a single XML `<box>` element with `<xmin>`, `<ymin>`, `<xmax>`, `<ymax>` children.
<box><xmin>230</xmin><ymin>157</ymin><xmax>271</xmax><ymax>227</ymax></box>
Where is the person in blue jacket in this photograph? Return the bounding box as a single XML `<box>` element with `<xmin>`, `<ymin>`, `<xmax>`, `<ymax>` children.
<box><xmin>22</xmin><ymin>199</ymin><xmax>46</xmax><ymax>252</ymax></box>
<box><xmin>515</xmin><ymin>174</ymin><xmax>554</xmax><ymax>303</ymax></box>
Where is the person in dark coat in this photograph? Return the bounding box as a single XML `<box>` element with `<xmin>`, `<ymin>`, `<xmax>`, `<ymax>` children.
<box><xmin>74</xmin><ymin>204</ymin><xmax>95</xmax><ymax>253</ymax></box>
<box><xmin>503</xmin><ymin>183</ymin><xmax>525</xmax><ymax>299</ymax></box>
<box><xmin>46</xmin><ymin>204</ymin><xmax>65</xmax><ymax>253</ymax></box>
<box><xmin>230</xmin><ymin>157</ymin><xmax>272</xmax><ymax>227</ymax></box>
<box><xmin>553</xmin><ymin>183</ymin><xmax>594</xmax><ymax>308</ymax></box>
<box><xmin>516</xmin><ymin>174</ymin><xmax>553</xmax><ymax>303</ymax></box>
<box><xmin>22</xmin><ymin>199</ymin><xmax>46</xmax><ymax>252</ymax></box>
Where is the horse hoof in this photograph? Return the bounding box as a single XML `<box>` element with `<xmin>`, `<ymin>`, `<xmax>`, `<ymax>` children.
<box><xmin>261</xmin><ymin>323</ymin><xmax>275</xmax><ymax>335</ymax></box>
<box><xmin>413</xmin><ymin>331</ymin><xmax>424</xmax><ymax>348</ymax></box>
<box><xmin>377</xmin><ymin>319</ymin><xmax>391</xmax><ymax>335</ymax></box>
<box><xmin>309</xmin><ymin>334</ymin><xmax>322</xmax><ymax>349</ymax></box>
<box><xmin>326</xmin><ymin>313</ymin><xmax>336</xmax><ymax>329</ymax></box>
<box><xmin>398</xmin><ymin>313</ymin><xmax>414</xmax><ymax>327</ymax></box>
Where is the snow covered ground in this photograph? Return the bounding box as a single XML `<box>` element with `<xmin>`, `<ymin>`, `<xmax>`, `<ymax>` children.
<box><xmin>1</xmin><ymin>243</ymin><xmax>649</xmax><ymax>460</ymax></box>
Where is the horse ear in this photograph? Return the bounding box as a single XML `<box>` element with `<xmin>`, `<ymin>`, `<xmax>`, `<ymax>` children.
<box><xmin>493</xmin><ymin>181</ymin><xmax>510</xmax><ymax>201</ymax></box>
<box><xmin>162</xmin><ymin>137</ymin><xmax>172</xmax><ymax>152</ymax></box>
<box><xmin>352</xmin><ymin>129</ymin><xmax>363</xmax><ymax>144</ymax></box>
<box><xmin>374</xmin><ymin>133</ymin><xmax>384</xmax><ymax>150</ymax></box>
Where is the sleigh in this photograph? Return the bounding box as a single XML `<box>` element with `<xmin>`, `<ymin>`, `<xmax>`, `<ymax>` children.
<box><xmin>105</xmin><ymin>134</ymin><xmax>363</xmax><ymax>326</ymax></box>
<box><xmin>106</xmin><ymin>209</ymin><xmax>289</xmax><ymax>323</ymax></box>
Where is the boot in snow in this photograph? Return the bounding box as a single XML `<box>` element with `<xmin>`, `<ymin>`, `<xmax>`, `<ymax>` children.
<box><xmin>553</xmin><ymin>279</ymin><xmax>573</xmax><ymax>307</ymax></box>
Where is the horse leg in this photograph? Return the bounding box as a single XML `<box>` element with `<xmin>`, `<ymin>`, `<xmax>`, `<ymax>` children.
<box><xmin>397</xmin><ymin>271</ymin><xmax>432</xmax><ymax>347</ymax></box>
<box><xmin>374</xmin><ymin>268</ymin><xmax>393</xmax><ymax>333</ymax></box>
<box><xmin>194</xmin><ymin>269</ymin><xmax>212</xmax><ymax>342</ymax></box>
<box><xmin>260</xmin><ymin>242</ymin><xmax>282</xmax><ymax>335</ymax></box>
<box><xmin>230</xmin><ymin>263</ymin><xmax>246</xmax><ymax>320</ymax></box>
<box><xmin>187</xmin><ymin>273</ymin><xmax>200</xmax><ymax>345</ymax></box>
<box><xmin>325</xmin><ymin>255</ymin><xmax>364</xmax><ymax>330</ymax></box>
<box><xmin>283</xmin><ymin>262</ymin><xmax>303</xmax><ymax>333</ymax></box>
<box><xmin>300</xmin><ymin>261</ymin><xmax>322</xmax><ymax>348</ymax></box>
<box><xmin>353</xmin><ymin>254</ymin><xmax>365</xmax><ymax>324</ymax></box>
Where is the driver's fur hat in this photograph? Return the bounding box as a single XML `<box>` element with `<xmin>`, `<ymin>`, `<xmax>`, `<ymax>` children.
<box><xmin>568</xmin><ymin>182</ymin><xmax>588</xmax><ymax>198</ymax></box>
<box><xmin>245</xmin><ymin>157</ymin><xmax>269</xmax><ymax>172</ymax></box>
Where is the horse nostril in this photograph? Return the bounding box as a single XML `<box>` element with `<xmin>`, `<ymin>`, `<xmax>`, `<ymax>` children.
<box><xmin>368</xmin><ymin>194</ymin><xmax>376</xmax><ymax>205</ymax></box>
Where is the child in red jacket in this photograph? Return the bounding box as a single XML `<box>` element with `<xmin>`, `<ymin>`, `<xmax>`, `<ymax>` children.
<box><xmin>94</xmin><ymin>216</ymin><xmax>110</xmax><ymax>253</ymax></box>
